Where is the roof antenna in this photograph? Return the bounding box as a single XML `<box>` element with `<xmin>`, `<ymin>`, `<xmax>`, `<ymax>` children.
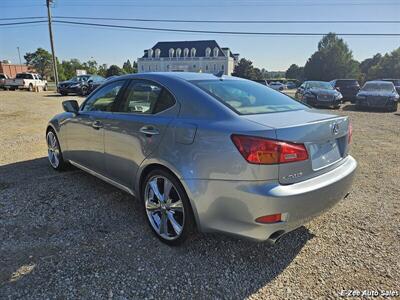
<box><xmin>214</xmin><ymin>71</ymin><xmax>224</xmax><ymax>78</ymax></box>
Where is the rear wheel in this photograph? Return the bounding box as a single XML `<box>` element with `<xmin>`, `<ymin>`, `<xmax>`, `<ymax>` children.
<box><xmin>43</xmin><ymin>84</ymin><xmax>48</xmax><ymax>91</ymax></box>
<box><xmin>29</xmin><ymin>84</ymin><xmax>34</xmax><ymax>92</ymax></box>
<box><xmin>142</xmin><ymin>169</ymin><xmax>194</xmax><ymax>246</ymax></box>
<box><xmin>46</xmin><ymin>130</ymin><xmax>67</xmax><ymax>171</ymax></box>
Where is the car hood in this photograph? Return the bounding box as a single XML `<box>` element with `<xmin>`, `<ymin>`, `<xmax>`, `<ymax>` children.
<box><xmin>309</xmin><ymin>88</ymin><xmax>338</xmax><ymax>95</ymax></box>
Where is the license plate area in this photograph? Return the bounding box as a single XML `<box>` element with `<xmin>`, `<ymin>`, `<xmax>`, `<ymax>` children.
<box><xmin>308</xmin><ymin>139</ymin><xmax>342</xmax><ymax>171</ymax></box>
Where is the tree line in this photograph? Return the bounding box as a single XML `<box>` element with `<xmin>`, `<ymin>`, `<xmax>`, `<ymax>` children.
<box><xmin>23</xmin><ymin>48</ymin><xmax>137</xmax><ymax>81</ymax></box>
<box><xmin>234</xmin><ymin>33</ymin><xmax>400</xmax><ymax>83</ymax></box>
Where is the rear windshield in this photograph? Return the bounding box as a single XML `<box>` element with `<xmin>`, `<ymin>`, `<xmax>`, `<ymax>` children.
<box><xmin>336</xmin><ymin>80</ymin><xmax>359</xmax><ymax>87</ymax></box>
<box><xmin>192</xmin><ymin>79</ymin><xmax>306</xmax><ymax>115</ymax></box>
<box><xmin>361</xmin><ymin>82</ymin><xmax>394</xmax><ymax>92</ymax></box>
<box><xmin>16</xmin><ymin>73</ymin><xmax>33</xmax><ymax>79</ymax></box>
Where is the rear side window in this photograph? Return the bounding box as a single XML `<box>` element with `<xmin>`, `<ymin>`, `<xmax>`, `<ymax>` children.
<box><xmin>116</xmin><ymin>80</ymin><xmax>175</xmax><ymax>114</ymax></box>
<box><xmin>192</xmin><ymin>79</ymin><xmax>306</xmax><ymax>115</ymax></box>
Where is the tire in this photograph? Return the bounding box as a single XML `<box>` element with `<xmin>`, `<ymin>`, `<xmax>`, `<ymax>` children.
<box><xmin>333</xmin><ymin>104</ymin><xmax>341</xmax><ymax>109</ymax></box>
<box><xmin>141</xmin><ymin>169</ymin><xmax>195</xmax><ymax>246</ymax></box>
<box><xmin>60</xmin><ymin>91</ymin><xmax>68</xmax><ymax>96</ymax></box>
<box><xmin>80</xmin><ymin>86</ymin><xmax>88</xmax><ymax>96</ymax></box>
<box><xmin>43</xmin><ymin>84</ymin><xmax>48</xmax><ymax>91</ymax></box>
<box><xmin>390</xmin><ymin>102</ymin><xmax>398</xmax><ymax>112</ymax></box>
<box><xmin>28</xmin><ymin>84</ymin><xmax>33</xmax><ymax>92</ymax></box>
<box><xmin>46</xmin><ymin>129</ymin><xmax>67</xmax><ymax>171</ymax></box>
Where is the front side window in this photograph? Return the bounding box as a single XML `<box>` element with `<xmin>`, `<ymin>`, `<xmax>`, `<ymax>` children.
<box><xmin>192</xmin><ymin>79</ymin><xmax>306</xmax><ymax>115</ymax></box>
<box><xmin>116</xmin><ymin>80</ymin><xmax>175</xmax><ymax>114</ymax></box>
<box><xmin>82</xmin><ymin>80</ymin><xmax>125</xmax><ymax>112</ymax></box>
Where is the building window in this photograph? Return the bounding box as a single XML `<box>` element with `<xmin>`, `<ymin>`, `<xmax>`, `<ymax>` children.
<box><xmin>221</xmin><ymin>65</ymin><xmax>224</xmax><ymax>70</ymax></box>
<box><xmin>205</xmin><ymin>47</ymin><xmax>211</xmax><ymax>57</ymax></box>
<box><xmin>148</xmin><ymin>49</ymin><xmax>153</xmax><ymax>58</ymax></box>
<box><xmin>213</xmin><ymin>47</ymin><xmax>219</xmax><ymax>57</ymax></box>
<box><xmin>191</xmin><ymin>48</ymin><xmax>196</xmax><ymax>57</ymax></box>
<box><xmin>169</xmin><ymin>48</ymin><xmax>174</xmax><ymax>58</ymax></box>
<box><xmin>166</xmin><ymin>65</ymin><xmax>170</xmax><ymax>70</ymax></box>
<box><xmin>193</xmin><ymin>64</ymin><xmax>196</xmax><ymax>69</ymax></box>
<box><xmin>183</xmin><ymin>48</ymin><xmax>189</xmax><ymax>57</ymax></box>
<box><xmin>205</xmin><ymin>65</ymin><xmax>208</xmax><ymax>71</ymax></box>
<box><xmin>155</xmin><ymin>48</ymin><xmax>161</xmax><ymax>58</ymax></box>
<box><xmin>214</xmin><ymin>64</ymin><xmax>216</xmax><ymax>71</ymax></box>
<box><xmin>176</xmin><ymin>48</ymin><xmax>182</xmax><ymax>58</ymax></box>
<box><xmin>148</xmin><ymin>65</ymin><xmax>151</xmax><ymax>71</ymax></box>
<box><xmin>141</xmin><ymin>65</ymin><xmax>144</xmax><ymax>71</ymax></box>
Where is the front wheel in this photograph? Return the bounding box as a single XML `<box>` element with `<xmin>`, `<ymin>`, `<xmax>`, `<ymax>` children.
<box><xmin>80</xmin><ymin>86</ymin><xmax>88</xmax><ymax>96</ymax></box>
<box><xmin>142</xmin><ymin>169</ymin><xmax>195</xmax><ymax>246</ymax></box>
<box><xmin>46</xmin><ymin>130</ymin><xmax>67</xmax><ymax>171</ymax></box>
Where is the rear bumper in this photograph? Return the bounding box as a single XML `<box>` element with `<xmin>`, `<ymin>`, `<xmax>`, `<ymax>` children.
<box><xmin>184</xmin><ymin>155</ymin><xmax>357</xmax><ymax>242</ymax></box>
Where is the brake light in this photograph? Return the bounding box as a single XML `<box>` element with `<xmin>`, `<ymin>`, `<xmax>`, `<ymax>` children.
<box><xmin>231</xmin><ymin>134</ymin><xmax>308</xmax><ymax>164</ymax></box>
<box><xmin>255</xmin><ymin>213</ymin><xmax>282</xmax><ymax>224</ymax></box>
<box><xmin>348</xmin><ymin>121</ymin><xmax>353</xmax><ymax>144</ymax></box>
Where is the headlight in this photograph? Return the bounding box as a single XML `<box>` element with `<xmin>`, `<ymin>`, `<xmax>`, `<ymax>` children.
<box><xmin>336</xmin><ymin>93</ymin><xmax>343</xmax><ymax>99</ymax></box>
<box><xmin>70</xmin><ymin>83</ymin><xmax>80</xmax><ymax>88</ymax></box>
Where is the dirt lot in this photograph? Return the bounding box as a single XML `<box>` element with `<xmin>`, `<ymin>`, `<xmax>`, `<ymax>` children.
<box><xmin>0</xmin><ymin>90</ymin><xmax>399</xmax><ymax>299</ymax></box>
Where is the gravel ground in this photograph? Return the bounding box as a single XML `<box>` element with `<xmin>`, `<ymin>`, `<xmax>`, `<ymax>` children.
<box><xmin>0</xmin><ymin>90</ymin><xmax>399</xmax><ymax>299</ymax></box>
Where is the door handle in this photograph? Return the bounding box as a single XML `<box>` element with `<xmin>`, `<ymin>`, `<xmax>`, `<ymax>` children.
<box><xmin>92</xmin><ymin>120</ymin><xmax>103</xmax><ymax>130</ymax></box>
<box><xmin>139</xmin><ymin>126</ymin><xmax>160</xmax><ymax>136</ymax></box>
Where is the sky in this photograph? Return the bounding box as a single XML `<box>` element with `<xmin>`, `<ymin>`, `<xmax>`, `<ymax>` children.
<box><xmin>1</xmin><ymin>0</ymin><xmax>399</xmax><ymax>71</ymax></box>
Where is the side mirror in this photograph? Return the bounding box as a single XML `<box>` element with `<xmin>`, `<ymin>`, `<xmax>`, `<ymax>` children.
<box><xmin>62</xmin><ymin>100</ymin><xmax>79</xmax><ymax>114</ymax></box>
<box><xmin>88</xmin><ymin>79</ymin><xmax>93</xmax><ymax>84</ymax></box>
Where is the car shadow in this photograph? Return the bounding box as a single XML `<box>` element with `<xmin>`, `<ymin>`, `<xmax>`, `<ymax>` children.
<box><xmin>342</xmin><ymin>104</ymin><xmax>394</xmax><ymax>113</ymax></box>
<box><xmin>0</xmin><ymin>157</ymin><xmax>313</xmax><ymax>298</ymax></box>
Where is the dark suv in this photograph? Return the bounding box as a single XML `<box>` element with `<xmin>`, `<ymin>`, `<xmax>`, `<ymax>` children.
<box><xmin>330</xmin><ymin>79</ymin><xmax>360</xmax><ymax>103</ymax></box>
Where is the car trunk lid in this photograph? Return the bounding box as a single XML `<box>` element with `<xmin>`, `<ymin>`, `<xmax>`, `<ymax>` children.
<box><xmin>243</xmin><ymin>109</ymin><xmax>350</xmax><ymax>184</ymax></box>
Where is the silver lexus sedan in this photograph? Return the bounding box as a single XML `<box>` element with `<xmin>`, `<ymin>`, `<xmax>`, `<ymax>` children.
<box><xmin>46</xmin><ymin>72</ymin><xmax>357</xmax><ymax>245</ymax></box>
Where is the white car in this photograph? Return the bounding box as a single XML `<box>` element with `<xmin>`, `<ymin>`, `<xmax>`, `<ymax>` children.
<box><xmin>269</xmin><ymin>82</ymin><xmax>286</xmax><ymax>91</ymax></box>
<box><xmin>5</xmin><ymin>73</ymin><xmax>48</xmax><ymax>91</ymax></box>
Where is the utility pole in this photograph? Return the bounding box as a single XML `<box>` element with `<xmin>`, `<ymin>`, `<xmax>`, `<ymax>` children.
<box><xmin>17</xmin><ymin>47</ymin><xmax>22</xmax><ymax>65</ymax></box>
<box><xmin>46</xmin><ymin>0</ymin><xmax>59</xmax><ymax>86</ymax></box>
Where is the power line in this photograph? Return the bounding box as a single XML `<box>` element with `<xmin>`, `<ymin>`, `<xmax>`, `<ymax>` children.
<box><xmin>0</xmin><ymin>17</ymin><xmax>46</xmax><ymax>21</ymax></box>
<box><xmin>53</xmin><ymin>20</ymin><xmax>400</xmax><ymax>37</ymax></box>
<box><xmin>0</xmin><ymin>20</ymin><xmax>47</xmax><ymax>26</ymax></box>
<box><xmin>53</xmin><ymin>16</ymin><xmax>400</xmax><ymax>24</ymax></box>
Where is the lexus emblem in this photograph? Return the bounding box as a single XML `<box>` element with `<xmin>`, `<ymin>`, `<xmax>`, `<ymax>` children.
<box><xmin>332</xmin><ymin>123</ymin><xmax>339</xmax><ymax>135</ymax></box>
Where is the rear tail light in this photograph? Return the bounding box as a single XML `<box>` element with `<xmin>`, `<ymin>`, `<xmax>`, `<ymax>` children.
<box><xmin>231</xmin><ymin>134</ymin><xmax>308</xmax><ymax>164</ymax></box>
<box><xmin>348</xmin><ymin>121</ymin><xmax>353</xmax><ymax>144</ymax></box>
<box><xmin>255</xmin><ymin>213</ymin><xmax>282</xmax><ymax>224</ymax></box>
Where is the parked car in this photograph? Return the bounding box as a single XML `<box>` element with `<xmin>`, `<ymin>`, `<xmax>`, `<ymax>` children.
<box><xmin>355</xmin><ymin>81</ymin><xmax>399</xmax><ymax>112</ymax></box>
<box><xmin>0</xmin><ymin>73</ymin><xmax>9</xmax><ymax>90</ymax></box>
<box><xmin>57</xmin><ymin>75</ymin><xmax>105</xmax><ymax>96</ymax></box>
<box><xmin>286</xmin><ymin>81</ymin><xmax>297</xmax><ymax>89</ymax></box>
<box><xmin>47</xmin><ymin>73</ymin><xmax>357</xmax><ymax>245</ymax></box>
<box><xmin>4</xmin><ymin>73</ymin><xmax>48</xmax><ymax>91</ymax></box>
<box><xmin>296</xmin><ymin>81</ymin><xmax>343</xmax><ymax>108</ymax></box>
<box><xmin>380</xmin><ymin>79</ymin><xmax>400</xmax><ymax>94</ymax></box>
<box><xmin>330</xmin><ymin>79</ymin><xmax>360</xmax><ymax>103</ymax></box>
<box><xmin>269</xmin><ymin>82</ymin><xmax>286</xmax><ymax>91</ymax></box>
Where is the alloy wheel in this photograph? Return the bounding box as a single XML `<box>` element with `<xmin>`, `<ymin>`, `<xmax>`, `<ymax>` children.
<box><xmin>144</xmin><ymin>176</ymin><xmax>185</xmax><ymax>241</ymax></box>
<box><xmin>47</xmin><ymin>131</ymin><xmax>61</xmax><ymax>168</ymax></box>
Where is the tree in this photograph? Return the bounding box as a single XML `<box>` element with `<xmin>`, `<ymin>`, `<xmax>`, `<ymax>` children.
<box><xmin>106</xmin><ymin>65</ymin><xmax>125</xmax><ymax>77</ymax></box>
<box><xmin>365</xmin><ymin>48</ymin><xmax>400</xmax><ymax>80</ymax></box>
<box><xmin>122</xmin><ymin>59</ymin><xmax>134</xmax><ymax>73</ymax></box>
<box><xmin>24</xmin><ymin>48</ymin><xmax>53</xmax><ymax>79</ymax></box>
<box><xmin>98</xmin><ymin>64</ymin><xmax>108</xmax><ymax>77</ymax></box>
<box><xmin>83</xmin><ymin>59</ymin><xmax>98</xmax><ymax>75</ymax></box>
<box><xmin>285</xmin><ymin>64</ymin><xmax>305</xmax><ymax>81</ymax></box>
<box><xmin>304</xmin><ymin>33</ymin><xmax>360</xmax><ymax>81</ymax></box>
<box><xmin>233</xmin><ymin>58</ymin><xmax>263</xmax><ymax>80</ymax></box>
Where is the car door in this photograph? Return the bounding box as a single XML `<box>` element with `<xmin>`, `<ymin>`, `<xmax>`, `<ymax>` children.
<box><xmin>65</xmin><ymin>80</ymin><xmax>127</xmax><ymax>175</ymax></box>
<box><xmin>103</xmin><ymin>79</ymin><xmax>178</xmax><ymax>188</ymax></box>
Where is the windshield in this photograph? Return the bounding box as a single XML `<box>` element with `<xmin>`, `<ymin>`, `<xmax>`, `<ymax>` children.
<box><xmin>308</xmin><ymin>81</ymin><xmax>334</xmax><ymax>90</ymax></box>
<box><xmin>71</xmin><ymin>76</ymin><xmax>90</xmax><ymax>82</ymax></box>
<box><xmin>361</xmin><ymin>82</ymin><xmax>394</xmax><ymax>92</ymax></box>
<box><xmin>192</xmin><ymin>79</ymin><xmax>306</xmax><ymax>115</ymax></box>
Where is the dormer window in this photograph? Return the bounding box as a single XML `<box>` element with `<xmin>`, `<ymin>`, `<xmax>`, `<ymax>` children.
<box><xmin>169</xmin><ymin>48</ymin><xmax>174</xmax><ymax>58</ymax></box>
<box><xmin>213</xmin><ymin>47</ymin><xmax>219</xmax><ymax>57</ymax></box>
<box><xmin>176</xmin><ymin>48</ymin><xmax>182</xmax><ymax>58</ymax></box>
<box><xmin>183</xmin><ymin>48</ymin><xmax>189</xmax><ymax>57</ymax></box>
<box><xmin>148</xmin><ymin>49</ymin><xmax>153</xmax><ymax>58</ymax></box>
<box><xmin>155</xmin><ymin>48</ymin><xmax>161</xmax><ymax>58</ymax></box>
<box><xmin>191</xmin><ymin>48</ymin><xmax>196</xmax><ymax>57</ymax></box>
<box><xmin>205</xmin><ymin>47</ymin><xmax>211</xmax><ymax>57</ymax></box>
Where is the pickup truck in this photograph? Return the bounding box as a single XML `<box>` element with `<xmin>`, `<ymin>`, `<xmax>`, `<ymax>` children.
<box><xmin>0</xmin><ymin>73</ymin><xmax>9</xmax><ymax>90</ymax></box>
<box><xmin>4</xmin><ymin>73</ymin><xmax>48</xmax><ymax>91</ymax></box>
